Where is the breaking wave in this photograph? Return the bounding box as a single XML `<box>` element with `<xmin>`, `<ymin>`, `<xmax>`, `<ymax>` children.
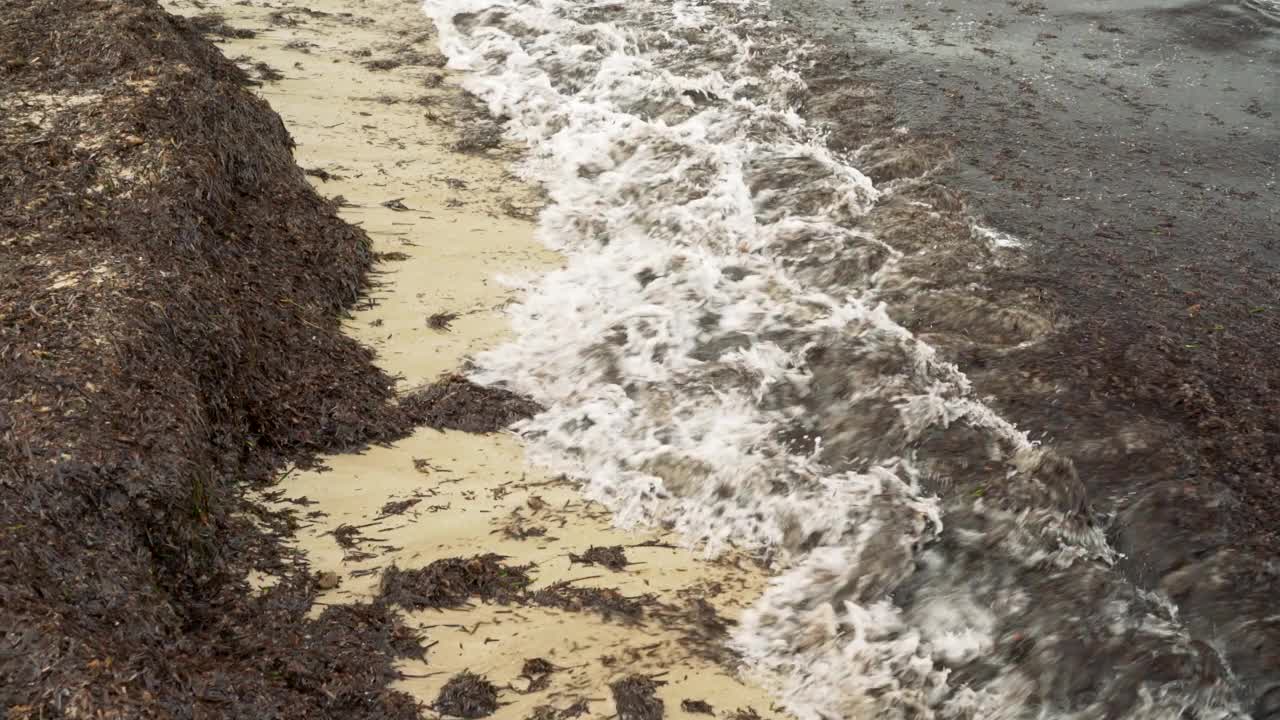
<box><xmin>423</xmin><ymin>0</ymin><xmax>1249</xmax><ymax>716</ymax></box>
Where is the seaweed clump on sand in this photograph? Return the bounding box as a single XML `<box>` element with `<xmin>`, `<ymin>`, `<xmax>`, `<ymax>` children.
<box><xmin>569</xmin><ymin>545</ymin><xmax>630</xmax><ymax>571</ymax></box>
<box><xmin>379</xmin><ymin>554</ymin><xmax>534</xmax><ymax>609</ymax></box>
<box><xmin>529</xmin><ymin>581</ymin><xmax>651</xmax><ymax>623</ymax></box>
<box><xmin>0</xmin><ymin>0</ymin><xmax>419</xmax><ymax>716</ymax></box>
<box><xmin>188</xmin><ymin>11</ymin><xmax>257</xmax><ymax>38</ymax></box>
<box><xmin>520</xmin><ymin>657</ymin><xmax>557</xmax><ymax>692</ymax></box>
<box><xmin>317</xmin><ymin>602</ymin><xmax>428</xmax><ymax>660</ymax></box>
<box><xmin>681</xmin><ymin>699</ymin><xmax>715</xmax><ymax>715</ymax></box>
<box><xmin>522</xmin><ymin>657</ymin><xmax>556</xmax><ymax>677</ymax></box>
<box><xmin>428</xmin><ymin>310</ymin><xmax>460</xmax><ymax>330</ymax></box>
<box><xmin>610</xmin><ymin>675</ymin><xmax>665</xmax><ymax>720</ymax></box>
<box><xmin>402</xmin><ymin>374</ymin><xmax>542</xmax><ymax>433</ymax></box>
<box><xmin>434</xmin><ymin>671</ymin><xmax>501</xmax><ymax>718</ymax></box>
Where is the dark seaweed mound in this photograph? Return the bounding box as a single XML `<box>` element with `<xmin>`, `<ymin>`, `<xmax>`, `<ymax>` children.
<box><xmin>402</xmin><ymin>374</ymin><xmax>543</xmax><ymax>433</ymax></box>
<box><xmin>0</xmin><ymin>0</ymin><xmax>422</xmax><ymax>716</ymax></box>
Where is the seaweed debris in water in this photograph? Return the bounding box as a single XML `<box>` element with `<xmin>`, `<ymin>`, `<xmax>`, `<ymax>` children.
<box><xmin>379</xmin><ymin>554</ymin><xmax>533</xmax><ymax>609</ymax></box>
<box><xmin>401</xmin><ymin>374</ymin><xmax>542</xmax><ymax>433</ymax></box>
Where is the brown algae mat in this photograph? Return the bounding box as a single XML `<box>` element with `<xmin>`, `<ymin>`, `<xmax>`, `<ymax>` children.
<box><xmin>156</xmin><ymin>0</ymin><xmax>787</xmax><ymax>718</ymax></box>
<box><xmin>0</xmin><ymin>0</ymin><xmax>427</xmax><ymax>716</ymax></box>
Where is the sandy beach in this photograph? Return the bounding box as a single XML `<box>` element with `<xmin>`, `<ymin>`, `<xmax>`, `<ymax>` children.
<box><xmin>12</xmin><ymin>0</ymin><xmax>1270</xmax><ymax>714</ymax></box>
<box><xmin>159</xmin><ymin>0</ymin><xmax>787</xmax><ymax>716</ymax></box>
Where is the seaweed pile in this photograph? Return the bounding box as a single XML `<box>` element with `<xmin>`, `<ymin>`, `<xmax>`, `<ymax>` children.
<box><xmin>380</xmin><ymin>555</ymin><xmax>534</xmax><ymax>609</ymax></box>
<box><xmin>609</xmin><ymin>675</ymin><xmax>665</xmax><ymax>720</ymax></box>
<box><xmin>0</xmin><ymin>0</ymin><xmax>420</xmax><ymax>715</ymax></box>
<box><xmin>402</xmin><ymin>374</ymin><xmax>543</xmax><ymax>434</ymax></box>
<box><xmin>433</xmin><ymin>671</ymin><xmax>501</xmax><ymax>719</ymax></box>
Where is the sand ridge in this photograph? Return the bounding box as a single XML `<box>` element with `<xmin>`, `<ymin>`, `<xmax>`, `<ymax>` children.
<box><xmin>160</xmin><ymin>0</ymin><xmax>789</xmax><ymax>717</ymax></box>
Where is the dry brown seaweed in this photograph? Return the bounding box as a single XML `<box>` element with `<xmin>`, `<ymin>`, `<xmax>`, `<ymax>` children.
<box><xmin>379</xmin><ymin>498</ymin><xmax>422</xmax><ymax>517</ymax></box>
<box><xmin>680</xmin><ymin>699</ymin><xmax>714</xmax><ymax>715</ymax></box>
<box><xmin>529</xmin><ymin>581</ymin><xmax>650</xmax><ymax>623</ymax></box>
<box><xmin>610</xmin><ymin>675</ymin><xmax>665</xmax><ymax>720</ymax></box>
<box><xmin>379</xmin><ymin>554</ymin><xmax>533</xmax><ymax>610</ymax></box>
<box><xmin>188</xmin><ymin>11</ymin><xmax>256</xmax><ymax>38</ymax></box>
<box><xmin>569</xmin><ymin>545</ymin><xmax>630</xmax><ymax>571</ymax></box>
<box><xmin>401</xmin><ymin>375</ymin><xmax>542</xmax><ymax>433</ymax></box>
<box><xmin>428</xmin><ymin>310</ymin><xmax>460</xmax><ymax>330</ymax></box>
<box><xmin>0</xmin><ymin>2</ymin><xmax>423</xmax><ymax>716</ymax></box>
<box><xmin>434</xmin><ymin>671</ymin><xmax>500</xmax><ymax>718</ymax></box>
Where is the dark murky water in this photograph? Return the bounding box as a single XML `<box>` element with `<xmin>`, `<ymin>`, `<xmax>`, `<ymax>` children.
<box><xmin>774</xmin><ymin>0</ymin><xmax>1280</xmax><ymax>715</ymax></box>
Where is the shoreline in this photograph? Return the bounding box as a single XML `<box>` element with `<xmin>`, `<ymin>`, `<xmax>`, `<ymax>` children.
<box><xmin>10</xmin><ymin>0</ymin><xmax>1273</xmax><ymax>714</ymax></box>
<box><xmin>2</xmin><ymin>1</ymin><xmax>420</xmax><ymax>715</ymax></box>
<box><xmin>163</xmin><ymin>0</ymin><xmax>790</xmax><ymax>716</ymax></box>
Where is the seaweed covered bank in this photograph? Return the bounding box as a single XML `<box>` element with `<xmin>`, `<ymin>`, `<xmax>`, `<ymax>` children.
<box><xmin>1</xmin><ymin>0</ymin><xmax>422</xmax><ymax>716</ymax></box>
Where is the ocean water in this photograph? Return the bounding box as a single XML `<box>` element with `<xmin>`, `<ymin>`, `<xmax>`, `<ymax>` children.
<box><xmin>421</xmin><ymin>0</ymin><xmax>1259</xmax><ymax>716</ymax></box>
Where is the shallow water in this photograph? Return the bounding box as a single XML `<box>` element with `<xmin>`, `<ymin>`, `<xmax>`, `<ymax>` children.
<box><xmin>765</xmin><ymin>0</ymin><xmax>1280</xmax><ymax>713</ymax></box>
<box><xmin>422</xmin><ymin>0</ymin><xmax>1274</xmax><ymax>716</ymax></box>
<box><xmin>1246</xmin><ymin>0</ymin><xmax>1280</xmax><ymax>25</ymax></box>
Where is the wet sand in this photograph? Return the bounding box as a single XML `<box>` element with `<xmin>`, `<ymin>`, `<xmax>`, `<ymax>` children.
<box><xmin>160</xmin><ymin>0</ymin><xmax>787</xmax><ymax>715</ymax></box>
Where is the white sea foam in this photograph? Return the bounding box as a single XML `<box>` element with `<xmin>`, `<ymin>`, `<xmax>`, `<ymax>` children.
<box><xmin>421</xmin><ymin>0</ymin><xmax>1247</xmax><ymax>717</ymax></box>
